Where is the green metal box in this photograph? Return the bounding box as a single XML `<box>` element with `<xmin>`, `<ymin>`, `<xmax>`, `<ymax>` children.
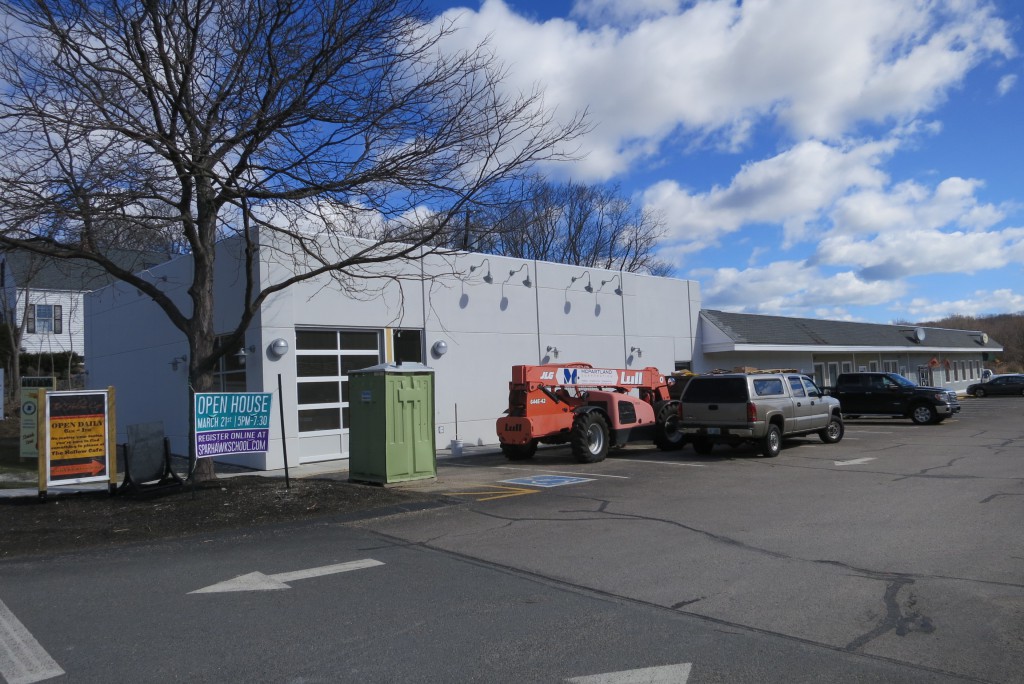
<box><xmin>348</xmin><ymin>364</ymin><xmax>436</xmax><ymax>484</ymax></box>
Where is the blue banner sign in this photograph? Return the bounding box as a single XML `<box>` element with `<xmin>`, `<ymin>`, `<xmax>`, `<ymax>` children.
<box><xmin>194</xmin><ymin>392</ymin><xmax>272</xmax><ymax>459</ymax></box>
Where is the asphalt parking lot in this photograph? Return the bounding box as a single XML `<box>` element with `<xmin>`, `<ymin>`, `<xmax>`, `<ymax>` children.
<box><xmin>367</xmin><ymin>396</ymin><xmax>1024</xmax><ymax>682</ymax></box>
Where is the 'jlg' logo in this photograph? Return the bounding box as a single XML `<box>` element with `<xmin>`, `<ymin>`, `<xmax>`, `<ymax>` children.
<box><xmin>540</xmin><ymin>371</ymin><xmax>555</xmax><ymax>380</ymax></box>
<box><xmin>619</xmin><ymin>371</ymin><xmax>643</xmax><ymax>384</ymax></box>
<box><xmin>504</xmin><ymin>424</ymin><xmax>523</xmax><ymax>432</ymax></box>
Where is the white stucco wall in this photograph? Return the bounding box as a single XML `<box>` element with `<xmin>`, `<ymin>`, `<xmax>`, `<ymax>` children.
<box><xmin>86</xmin><ymin>235</ymin><xmax>699</xmax><ymax>469</ymax></box>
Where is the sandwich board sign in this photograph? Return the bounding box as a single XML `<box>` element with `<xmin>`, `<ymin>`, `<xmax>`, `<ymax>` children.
<box><xmin>38</xmin><ymin>388</ymin><xmax>117</xmax><ymax>496</ymax></box>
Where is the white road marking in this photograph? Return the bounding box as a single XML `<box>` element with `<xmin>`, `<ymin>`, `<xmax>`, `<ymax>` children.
<box><xmin>846</xmin><ymin>430</ymin><xmax>893</xmax><ymax>434</ymax></box>
<box><xmin>835</xmin><ymin>457</ymin><xmax>877</xmax><ymax>466</ymax></box>
<box><xmin>625</xmin><ymin>460</ymin><xmax>705</xmax><ymax>467</ymax></box>
<box><xmin>567</xmin><ymin>663</ymin><xmax>692</xmax><ymax>683</ymax></box>
<box><xmin>0</xmin><ymin>598</ymin><xmax>64</xmax><ymax>684</ymax></box>
<box><xmin>496</xmin><ymin>467</ymin><xmax>630</xmax><ymax>479</ymax></box>
<box><xmin>190</xmin><ymin>559</ymin><xmax>383</xmax><ymax>594</ymax></box>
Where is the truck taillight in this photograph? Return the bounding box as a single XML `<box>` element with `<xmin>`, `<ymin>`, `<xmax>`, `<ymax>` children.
<box><xmin>747</xmin><ymin>402</ymin><xmax>758</xmax><ymax>422</ymax></box>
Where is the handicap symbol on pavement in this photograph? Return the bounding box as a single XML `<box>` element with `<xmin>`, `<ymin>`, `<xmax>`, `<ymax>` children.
<box><xmin>500</xmin><ymin>475</ymin><xmax>595</xmax><ymax>488</ymax></box>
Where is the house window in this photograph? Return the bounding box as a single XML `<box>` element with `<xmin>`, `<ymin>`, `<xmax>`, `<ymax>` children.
<box><xmin>27</xmin><ymin>304</ymin><xmax>62</xmax><ymax>334</ymax></box>
<box><xmin>869</xmin><ymin>360</ymin><xmax>879</xmax><ymax>372</ymax></box>
<box><xmin>841</xmin><ymin>361</ymin><xmax>853</xmax><ymax>373</ymax></box>
<box><xmin>883</xmin><ymin>360</ymin><xmax>898</xmax><ymax>373</ymax></box>
<box><xmin>296</xmin><ymin>329</ymin><xmax>381</xmax><ymax>434</ymax></box>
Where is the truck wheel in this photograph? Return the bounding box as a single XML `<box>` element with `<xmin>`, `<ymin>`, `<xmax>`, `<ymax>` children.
<box><xmin>910</xmin><ymin>404</ymin><xmax>937</xmax><ymax>425</ymax></box>
<box><xmin>654</xmin><ymin>401</ymin><xmax>685</xmax><ymax>451</ymax></box>
<box><xmin>692</xmin><ymin>439</ymin><xmax>714</xmax><ymax>455</ymax></box>
<box><xmin>975</xmin><ymin>388</ymin><xmax>986</xmax><ymax>397</ymax></box>
<box><xmin>760</xmin><ymin>424</ymin><xmax>781</xmax><ymax>457</ymax></box>
<box><xmin>819</xmin><ymin>414</ymin><xmax>844</xmax><ymax>443</ymax></box>
<box><xmin>571</xmin><ymin>412</ymin><xmax>610</xmax><ymax>463</ymax></box>
<box><xmin>501</xmin><ymin>442</ymin><xmax>537</xmax><ymax>461</ymax></box>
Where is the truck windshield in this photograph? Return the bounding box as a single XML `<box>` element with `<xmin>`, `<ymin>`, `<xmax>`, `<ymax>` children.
<box><xmin>890</xmin><ymin>374</ymin><xmax>916</xmax><ymax>387</ymax></box>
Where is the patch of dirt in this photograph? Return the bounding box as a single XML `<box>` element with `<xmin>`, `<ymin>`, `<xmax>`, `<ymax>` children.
<box><xmin>0</xmin><ymin>476</ymin><xmax>443</xmax><ymax>559</ymax></box>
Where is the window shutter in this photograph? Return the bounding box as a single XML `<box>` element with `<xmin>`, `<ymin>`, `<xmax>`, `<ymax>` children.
<box><xmin>53</xmin><ymin>305</ymin><xmax>62</xmax><ymax>334</ymax></box>
<box><xmin>26</xmin><ymin>305</ymin><xmax>35</xmax><ymax>334</ymax></box>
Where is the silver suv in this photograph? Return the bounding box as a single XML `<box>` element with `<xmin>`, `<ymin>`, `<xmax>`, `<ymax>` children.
<box><xmin>678</xmin><ymin>372</ymin><xmax>844</xmax><ymax>457</ymax></box>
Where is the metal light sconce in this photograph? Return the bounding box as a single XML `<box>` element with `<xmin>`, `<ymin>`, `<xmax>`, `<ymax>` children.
<box><xmin>470</xmin><ymin>258</ymin><xmax>493</xmax><ymax>283</ymax></box>
<box><xmin>507</xmin><ymin>263</ymin><xmax>532</xmax><ymax>287</ymax></box>
<box><xmin>546</xmin><ymin>345</ymin><xmax>560</xmax><ymax>359</ymax></box>
<box><xmin>630</xmin><ymin>346</ymin><xmax>643</xmax><ymax>358</ymax></box>
<box><xmin>600</xmin><ymin>274</ymin><xmax>622</xmax><ymax>295</ymax></box>
<box><xmin>170</xmin><ymin>354</ymin><xmax>187</xmax><ymax>371</ymax></box>
<box><xmin>432</xmin><ymin>340</ymin><xmax>449</xmax><ymax>358</ymax></box>
<box><xmin>235</xmin><ymin>344</ymin><xmax>256</xmax><ymax>366</ymax></box>
<box><xmin>571</xmin><ymin>271</ymin><xmax>593</xmax><ymax>292</ymax></box>
<box><xmin>269</xmin><ymin>338</ymin><xmax>290</xmax><ymax>357</ymax></box>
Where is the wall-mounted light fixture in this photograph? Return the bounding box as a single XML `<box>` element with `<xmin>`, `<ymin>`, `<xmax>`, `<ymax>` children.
<box><xmin>570</xmin><ymin>271</ymin><xmax>593</xmax><ymax>292</ymax></box>
<box><xmin>630</xmin><ymin>346</ymin><xmax>643</xmax><ymax>358</ymax></box>
<box><xmin>269</xmin><ymin>338</ymin><xmax>290</xmax><ymax>357</ymax></box>
<box><xmin>170</xmin><ymin>354</ymin><xmax>188</xmax><ymax>371</ymax></box>
<box><xmin>470</xmin><ymin>258</ymin><xmax>493</xmax><ymax>283</ymax></box>
<box><xmin>235</xmin><ymin>345</ymin><xmax>256</xmax><ymax>366</ymax></box>
<box><xmin>546</xmin><ymin>345</ymin><xmax>560</xmax><ymax>359</ymax></box>
<box><xmin>432</xmin><ymin>340</ymin><xmax>449</xmax><ymax>358</ymax></box>
<box><xmin>506</xmin><ymin>263</ymin><xmax>532</xmax><ymax>287</ymax></box>
<box><xmin>599</xmin><ymin>274</ymin><xmax>622</xmax><ymax>295</ymax></box>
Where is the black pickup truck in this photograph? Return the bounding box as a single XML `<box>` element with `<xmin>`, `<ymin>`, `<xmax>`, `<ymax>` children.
<box><xmin>828</xmin><ymin>372</ymin><xmax>960</xmax><ymax>425</ymax></box>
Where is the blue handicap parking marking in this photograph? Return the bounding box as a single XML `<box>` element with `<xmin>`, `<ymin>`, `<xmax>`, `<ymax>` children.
<box><xmin>500</xmin><ymin>475</ymin><xmax>595</xmax><ymax>488</ymax></box>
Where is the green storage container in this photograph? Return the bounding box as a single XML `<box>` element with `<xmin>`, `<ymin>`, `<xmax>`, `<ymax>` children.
<box><xmin>348</xmin><ymin>363</ymin><xmax>436</xmax><ymax>485</ymax></box>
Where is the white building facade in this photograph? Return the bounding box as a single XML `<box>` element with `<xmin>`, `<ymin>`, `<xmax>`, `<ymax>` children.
<box><xmin>85</xmin><ymin>236</ymin><xmax>701</xmax><ymax>469</ymax></box>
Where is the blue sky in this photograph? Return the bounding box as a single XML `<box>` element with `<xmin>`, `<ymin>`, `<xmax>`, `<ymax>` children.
<box><xmin>422</xmin><ymin>0</ymin><xmax>1024</xmax><ymax>323</ymax></box>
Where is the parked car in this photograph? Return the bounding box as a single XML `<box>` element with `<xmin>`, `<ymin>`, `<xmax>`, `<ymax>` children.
<box><xmin>966</xmin><ymin>374</ymin><xmax>1024</xmax><ymax>397</ymax></box>
<box><xmin>828</xmin><ymin>372</ymin><xmax>960</xmax><ymax>425</ymax></box>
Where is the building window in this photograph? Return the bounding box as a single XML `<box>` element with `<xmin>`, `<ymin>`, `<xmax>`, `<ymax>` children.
<box><xmin>869</xmin><ymin>360</ymin><xmax>879</xmax><ymax>372</ymax></box>
<box><xmin>214</xmin><ymin>335</ymin><xmax>246</xmax><ymax>392</ymax></box>
<box><xmin>883</xmin><ymin>360</ymin><xmax>898</xmax><ymax>373</ymax></box>
<box><xmin>296</xmin><ymin>329</ymin><xmax>381</xmax><ymax>434</ymax></box>
<box><xmin>27</xmin><ymin>304</ymin><xmax>62</xmax><ymax>334</ymax></box>
<box><xmin>392</xmin><ymin>329</ymin><xmax>423</xmax><ymax>364</ymax></box>
<box><xmin>841</xmin><ymin>361</ymin><xmax>853</xmax><ymax>373</ymax></box>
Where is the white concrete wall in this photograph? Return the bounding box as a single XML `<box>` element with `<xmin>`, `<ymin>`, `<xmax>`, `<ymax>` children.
<box><xmin>86</xmin><ymin>235</ymin><xmax>699</xmax><ymax>469</ymax></box>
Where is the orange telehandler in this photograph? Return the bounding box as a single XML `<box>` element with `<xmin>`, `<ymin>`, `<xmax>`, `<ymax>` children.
<box><xmin>495</xmin><ymin>362</ymin><xmax>685</xmax><ymax>462</ymax></box>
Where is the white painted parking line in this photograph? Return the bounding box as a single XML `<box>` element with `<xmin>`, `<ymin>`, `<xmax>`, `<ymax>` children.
<box><xmin>0</xmin><ymin>598</ymin><xmax>64</xmax><ymax>684</ymax></box>
<box><xmin>835</xmin><ymin>457</ymin><xmax>877</xmax><ymax>466</ymax></box>
<box><xmin>845</xmin><ymin>430</ymin><xmax>893</xmax><ymax>434</ymax></box>
<box><xmin>567</xmin><ymin>662</ymin><xmax>692</xmax><ymax>683</ymax></box>
<box><xmin>626</xmin><ymin>460</ymin><xmax>705</xmax><ymax>467</ymax></box>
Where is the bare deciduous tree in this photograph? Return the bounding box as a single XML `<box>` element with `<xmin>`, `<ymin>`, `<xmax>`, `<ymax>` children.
<box><xmin>0</xmin><ymin>0</ymin><xmax>585</xmax><ymax>477</ymax></box>
<box><xmin>450</xmin><ymin>177</ymin><xmax>673</xmax><ymax>276</ymax></box>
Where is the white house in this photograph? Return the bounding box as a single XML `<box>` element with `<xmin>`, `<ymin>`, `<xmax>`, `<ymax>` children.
<box><xmin>1</xmin><ymin>249</ymin><xmax>171</xmax><ymax>360</ymax></box>
<box><xmin>84</xmin><ymin>235</ymin><xmax>701</xmax><ymax>469</ymax></box>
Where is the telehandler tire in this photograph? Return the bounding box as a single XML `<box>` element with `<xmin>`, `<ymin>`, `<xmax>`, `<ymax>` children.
<box><xmin>501</xmin><ymin>442</ymin><xmax>537</xmax><ymax>461</ymax></box>
<box><xmin>653</xmin><ymin>400</ymin><xmax>685</xmax><ymax>451</ymax></box>
<box><xmin>571</xmin><ymin>411</ymin><xmax>610</xmax><ymax>463</ymax></box>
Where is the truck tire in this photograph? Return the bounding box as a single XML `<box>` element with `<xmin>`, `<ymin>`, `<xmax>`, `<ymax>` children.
<box><xmin>501</xmin><ymin>442</ymin><xmax>537</xmax><ymax>461</ymax></box>
<box><xmin>910</xmin><ymin>403</ymin><xmax>937</xmax><ymax>425</ymax></box>
<box><xmin>654</xmin><ymin>401</ymin><xmax>685</xmax><ymax>451</ymax></box>
<box><xmin>818</xmin><ymin>414</ymin><xmax>844</xmax><ymax>443</ymax></box>
<box><xmin>571</xmin><ymin>411</ymin><xmax>609</xmax><ymax>463</ymax></box>
<box><xmin>760</xmin><ymin>424</ymin><xmax>782</xmax><ymax>457</ymax></box>
<box><xmin>692</xmin><ymin>439</ymin><xmax>714</xmax><ymax>455</ymax></box>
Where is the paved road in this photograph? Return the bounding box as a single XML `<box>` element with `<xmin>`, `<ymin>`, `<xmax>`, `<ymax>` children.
<box><xmin>1</xmin><ymin>397</ymin><xmax>1020</xmax><ymax>682</ymax></box>
<box><xmin>364</xmin><ymin>396</ymin><xmax>1024</xmax><ymax>682</ymax></box>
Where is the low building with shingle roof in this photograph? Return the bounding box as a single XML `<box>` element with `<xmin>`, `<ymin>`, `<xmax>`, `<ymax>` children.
<box><xmin>695</xmin><ymin>309</ymin><xmax>1002</xmax><ymax>393</ymax></box>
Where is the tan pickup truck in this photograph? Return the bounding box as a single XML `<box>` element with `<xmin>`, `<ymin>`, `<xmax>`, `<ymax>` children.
<box><xmin>677</xmin><ymin>372</ymin><xmax>844</xmax><ymax>457</ymax></box>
